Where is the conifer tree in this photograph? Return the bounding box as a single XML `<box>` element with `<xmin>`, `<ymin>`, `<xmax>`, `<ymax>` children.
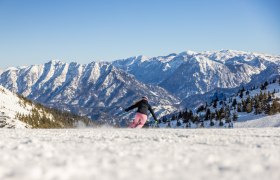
<box><xmin>210</xmin><ymin>120</ymin><xmax>215</xmax><ymax>126</ymax></box>
<box><xmin>225</xmin><ymin>106</ymin><xmax>231</xmax><ymax>123</ymax></box>
<box><xmin>232</xmin><ymin>111</ymin><xmax>238</xmax><ymax>121</ymax></box>
<box><xmin>270</xmin><ymin>99</ymin><xmax>280</xmax><ymax>114</ymax></box>
<box><xmin>205</xmin><ymin>108</ymin><xmax>211</xmax><ymax>120</ymax></box>
<box><xmin>246</xmin><ymin>102</ymin><xmax>253</xmax><ymax>113</ymax></box>
<box><xmin>219</xmin><ymin>120</ymin><xmax>224</xmax><ymax>127</ymax></box>
<box><xmin>237</xmin><ymin>103</ymin><xmax>242</xmax><ymax>112</ymax></box>
<box><xmin>210</xmin><ymin>112</ymin><xmax>216</xmax><ymax>120</ymax></box>
<box><xmin>232</xmin><ymin>98</ymin><xmax>237</xmax><ymax>108</ymax></box>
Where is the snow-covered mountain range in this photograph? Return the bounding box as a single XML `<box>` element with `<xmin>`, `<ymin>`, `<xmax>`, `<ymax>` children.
<box><xmin>113</xmin><ymin>50</ymin><xmax>280</xmax><ymax>98</ymax></box>
<box><xmin>0</xmin><ymin>50</ymin><xmax>279</xmax><ymax>124</ymax></box>
<box><xmin>0</xmin><ymin>61</ymin><xmax>179</xmax><ymax>123</ymax></box>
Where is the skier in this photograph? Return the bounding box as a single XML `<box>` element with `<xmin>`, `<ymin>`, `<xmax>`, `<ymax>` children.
<box><xmin>124</xmin><ymin>96</ymin><xmax>158</xmax><ymax>128</ymax></box>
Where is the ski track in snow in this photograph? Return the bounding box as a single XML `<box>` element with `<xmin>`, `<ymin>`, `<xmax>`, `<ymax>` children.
<box><xmin>0</xmin><ymin>128</ymin><xmax>279</xmax><ymax>180</ymax></box>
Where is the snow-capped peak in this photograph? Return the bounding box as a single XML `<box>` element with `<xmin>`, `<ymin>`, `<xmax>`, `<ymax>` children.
<box><xmin>135</xmin><ymin>55</ymin><xmax>150</xmax><ymax>62</ymax></box>
<box><xmin>5</xmin><ymin>66</ymin><xmax>19</xmax><ymax>71</ymax></box>
<box><xmin>179</xmin><ymin>50</ymin><xmax>197</xmax><ymax>56</ymax></box>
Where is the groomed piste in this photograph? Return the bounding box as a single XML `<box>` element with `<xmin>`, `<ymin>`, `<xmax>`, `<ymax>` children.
<box><xmin>0</xmin><ymin>128</ymin><xmax>279</xmax><ymax>180</ymax></box>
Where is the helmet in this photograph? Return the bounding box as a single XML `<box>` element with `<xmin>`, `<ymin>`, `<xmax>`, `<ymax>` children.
<box><xmin>142</xmin><ymin>96</ymin><xmax>148</xmax><ymax>101</ymax></box>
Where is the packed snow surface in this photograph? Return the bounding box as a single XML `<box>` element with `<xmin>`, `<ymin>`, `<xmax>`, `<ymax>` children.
<box><xmin>235</xmin><ymin>113</ymin><xmax>280</xmax><ymax>128</ymax></box>
<box><xmin>0</xmin><ymin>128</ymin><xmax>279</xmax><ymax>180</ymax></box>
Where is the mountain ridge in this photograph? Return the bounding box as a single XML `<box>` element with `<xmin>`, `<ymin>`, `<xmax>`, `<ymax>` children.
<box><xmin>0</xmin><ymin>49</ymin><xmax>279</xmax><ymax>125</ymax></box>
<box><xmin>113</xmin><ymin>50</ymin><xmax>280</xmax><ymax>98</ymax></box>
<box><xmin>0</xmin><ymin>60</ymin><xmax>179</xmax><ymax>124</ymax></box>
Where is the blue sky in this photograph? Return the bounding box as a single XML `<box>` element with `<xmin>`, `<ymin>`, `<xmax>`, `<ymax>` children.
<box><xmin>0</xmin><ymin>0</ymin><xmax>279</xmax><ymax>68</ymax></box>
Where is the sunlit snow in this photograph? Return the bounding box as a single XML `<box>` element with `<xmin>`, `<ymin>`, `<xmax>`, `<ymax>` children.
<box><xmin>0</xmin><ymin>128</ymin><xmax>279</xmax><ymax>180</ymax></box>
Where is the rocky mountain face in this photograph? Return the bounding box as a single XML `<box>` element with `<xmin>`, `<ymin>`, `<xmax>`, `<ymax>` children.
<box><xmin>112</xmin><ymin>53</ymin><xmax>185</xmax><ymax>84</ymax></box>
<box><xmin>0</xmin><ymin>61</ymin><xmax>179</xmax><ymax>124</ymax></box>
<box><xmin>113</xmin><ymin>50</ymin><xmax>280</xmax><ymax>98</ymax></box>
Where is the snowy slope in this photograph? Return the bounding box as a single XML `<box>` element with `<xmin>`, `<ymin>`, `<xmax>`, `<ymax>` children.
<box><xmin>159</xmin><ymin>113</ymin><xmax>280</xmax><ymax>129</ymax></box>
<box><xmin>158</xmin><ymin>81</ymin><xmax>280</xmax><ymax>128</ymax></box>
<box><xmin>0</xmin><ymin>86</ymin><xmax>31</xmax><ymax>128</ymax></box>
<box><xmin>0</xmin><ymin>86</ymin><xmax>94</xmax><ymax>129</ymax></box>
<box><xmin>0</xmin><ymin>61</ymin><xmax>179</xmax><ymax>123</ymax></box>
<box><xmin>234</xmin><ymin>82</ymin><xmax>280</xmax><ymax>127</ymax></box>
<box><xmin>235</xmin><ymin>113</ymin><xmax>280</xmax><ymax>128</ymax></box>
<box><xmin>0</xmin><ymin>128</ymin><xmax>279</xmax><ymax>180</ymax></box>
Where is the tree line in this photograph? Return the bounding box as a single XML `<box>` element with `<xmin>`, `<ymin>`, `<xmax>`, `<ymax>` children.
<box><xmin>16</xmin><ymin>95</ymin><xmax>98</xmax><ymax>128</ymax></box>
<box><xmin>157</xmin><ymin>79</ymin><xmax>280</xmax><ymax>128</ymax></box>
